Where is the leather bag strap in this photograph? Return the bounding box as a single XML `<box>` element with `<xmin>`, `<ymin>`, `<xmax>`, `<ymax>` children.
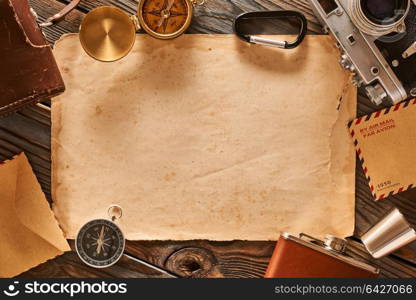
<box><xmin>40</xmin><ymin>0</ymin><xmax>81</xmax><ymax>27</ymax></box>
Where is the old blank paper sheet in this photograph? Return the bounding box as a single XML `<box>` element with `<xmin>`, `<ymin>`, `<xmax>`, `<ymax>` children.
<box><xmin>52</xmin><ymin>34</ymin><xmax>356</xmax><ymax>240</ymax></box>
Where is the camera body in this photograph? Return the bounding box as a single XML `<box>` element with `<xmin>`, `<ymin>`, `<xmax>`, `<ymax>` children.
<box><xmin>309</xmin><ymin>0</ymin><xmax>416</xmax><ymax>106</ymax></box>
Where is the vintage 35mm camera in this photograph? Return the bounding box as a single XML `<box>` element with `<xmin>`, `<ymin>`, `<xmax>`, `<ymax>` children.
<box><xmin>309</xmin><ymin>0</ymin><xmax>416</xmax><ymax>106</ymax></box>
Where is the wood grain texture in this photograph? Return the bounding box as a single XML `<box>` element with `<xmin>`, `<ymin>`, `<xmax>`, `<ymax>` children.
<box><xmin>29</xmin><ymin>0</ymin><xmax>324</xmax><ymax>44</ymax></box>
<box><xmin>20</xmin><ymin>239</ymin><xmax>416</xmax><ymax>278</ymax></box>
<box><xmin>1</xmin><ymin>0</ymin><xmax>415</xmax><ymax>278</ymax></box>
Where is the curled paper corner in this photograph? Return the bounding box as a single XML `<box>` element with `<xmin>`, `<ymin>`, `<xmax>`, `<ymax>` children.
<box><xmin>0</xmin><ymin>153</ymin><xmax>69</xmax><ymax>278</ymax></box>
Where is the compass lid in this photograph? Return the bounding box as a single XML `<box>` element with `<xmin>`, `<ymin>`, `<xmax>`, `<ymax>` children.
<box><xmin>79</xmin><ymin>6</ymin><xmax>136</xmax><ymax>62</ymax></box>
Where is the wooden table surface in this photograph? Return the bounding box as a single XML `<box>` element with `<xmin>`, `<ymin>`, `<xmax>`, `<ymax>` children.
<box><xmin>1</xmin><ymin>0</ymin><xmax>416</xmax><ymax>278</ymax></box>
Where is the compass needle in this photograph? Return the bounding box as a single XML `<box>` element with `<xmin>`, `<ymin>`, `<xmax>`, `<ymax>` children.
<box><xmin>162</xmin><ymin>0</ymin><xmax>169</xmax><ymax>9</ymax></box>
<box><xmin>96</xmin><ymin>226</ymin><xmax>105</xmax><ymax>255</ymax></box>
<box><xmin>168</xmin><ymin>0</ymin><xmax>175</xmax><ymax>10</ymax></box>
<box><xmin>156</xmin><ymin>0</ymin><xmax>174</xmax><ymax>28</ymax></box>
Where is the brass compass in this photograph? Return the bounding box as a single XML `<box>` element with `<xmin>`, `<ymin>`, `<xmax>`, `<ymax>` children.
<box><xmin>138</xmin><ymin>0</ymin><xmax>194</xmax><ymax>39</ymax></box>
<box><xmin>79</xmin><ymin>0</ymin><xmax>204</xmax><ymax>62</ymax></box>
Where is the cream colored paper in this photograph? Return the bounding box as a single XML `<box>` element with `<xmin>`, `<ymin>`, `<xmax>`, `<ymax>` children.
<box><xmin>0</xmin><ymin>153</ymin><xmax>69</xmax><ymax>278</ymax></box>
<box><xmin>52</xmin><ymin>34</ymin><xmax>356</xmax><ymax>240</ymax></box>
<box><xmin>350</xmin><ymin>100</ymin><xmax>416</xmax><ymax>200</ymax></box>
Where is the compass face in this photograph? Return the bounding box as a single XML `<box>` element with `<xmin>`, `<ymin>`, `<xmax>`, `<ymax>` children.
<box><xmin>139</xmin><ymin>0</ymin><xmax>192</xmax><ymax>38</ymax></box>
<box><xmin>75</xmin><ymin>219</ymin><xmax>125</xmax><ymax>268</ymax></box>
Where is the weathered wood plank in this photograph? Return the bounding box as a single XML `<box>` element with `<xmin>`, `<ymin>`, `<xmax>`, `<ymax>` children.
<box><xmin>346</xmin><ymin>239</ymin><xmax>416</xmax><ymax>278</ymax></box>
<box><xmin>19</xmin><ymin>245</ymin><xmax>171</xmax><ymax>278</ymax></box>
<box><xmin>125</xmin><ymin>240</ymin><xmax>274</xmax><ymax>278</ymax></box>
<box><xmin>17</xmin><ymin>104</ymin><xmax>52</xmax><ymax>127</ymax></box>
<box><xmin>20</xmin><ymin>237</ymin><xmax>416</xmax><ymax>278</ymax></box>
<box><xmin>29</xmin><ymin>0</ymin><xmax>323</xmax><ymax>44</ymax></box>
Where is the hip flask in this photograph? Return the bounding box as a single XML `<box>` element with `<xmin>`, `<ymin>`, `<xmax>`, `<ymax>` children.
<box><xmin>265</xmin><ymin>233</ymin><xmax>379</xmax><ymax>278</ymax></box>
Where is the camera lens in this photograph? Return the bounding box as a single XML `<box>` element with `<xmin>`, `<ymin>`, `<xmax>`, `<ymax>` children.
<box><xmin>361</xmin><ymin>0</ymin><xmax>408</xmax><ymax>25</ymax></box>
<box><xmin>349</xmin><ymin>0</ymin><xmax>410</xmax><ymax>36</ymax></box>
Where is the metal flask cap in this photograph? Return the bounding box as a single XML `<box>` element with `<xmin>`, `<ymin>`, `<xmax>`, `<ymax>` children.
<box><xmin>361</xmin><ymin>208</ymin><xmax>416</xmax><ymax>259</ymax></box>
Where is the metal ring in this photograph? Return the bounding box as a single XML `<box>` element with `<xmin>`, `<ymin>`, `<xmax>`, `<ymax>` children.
<box><xmin>108</xmin><ymin>205</ymin><xmax>123</xmax><ymax>221</ymax></box>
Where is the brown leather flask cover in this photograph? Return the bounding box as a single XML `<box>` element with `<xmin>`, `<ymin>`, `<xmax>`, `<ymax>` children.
<box><xmin>265</xmin><ymin>235</ymin><xmax>379</xmax><ymax>278</ymax></box>
<box><xmin>0</xmin><ymin>0</ymin><xmax>65</xmax><ymax>116</ymax></box>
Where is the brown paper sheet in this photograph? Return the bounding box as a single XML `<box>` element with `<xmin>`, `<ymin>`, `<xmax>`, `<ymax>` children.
<box><xmin>349</xmin><ymin>100</ymin><xmax>416</xmax><ymax>200</ymax></box>
<box><xmin>0</xmin><ymin>153</ymin><xmax>69</xmax><ymax>278</ymax></box>
<box><xmin>52</xmin><ymin>34</ymin><xmax>356</xmax><ymax>240</ymax></box>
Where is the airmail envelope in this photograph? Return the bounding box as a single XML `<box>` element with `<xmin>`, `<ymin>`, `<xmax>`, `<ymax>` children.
<box><xmin>349</xmin><ymin>99</ymin><xmax>416</xmax><ymax>200</ymax></box>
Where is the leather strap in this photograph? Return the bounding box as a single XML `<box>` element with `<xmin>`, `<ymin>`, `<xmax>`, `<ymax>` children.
<box><xmin>40</xmin><ymin>0</ymin><xmax>81</xmax><ymax>27</ymax></box>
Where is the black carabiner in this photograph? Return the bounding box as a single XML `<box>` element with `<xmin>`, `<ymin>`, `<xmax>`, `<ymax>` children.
<box><xmin>233</xmin><ymin>10</ymin><xmax>308</xmax><ymax>49</ymax></box>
